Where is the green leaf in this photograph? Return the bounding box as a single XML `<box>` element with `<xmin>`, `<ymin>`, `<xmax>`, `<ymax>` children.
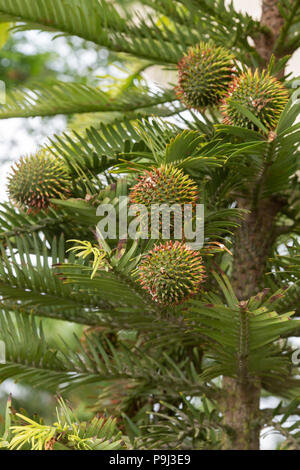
<box><xmin>0</xmin><ymin>22</ymin><xmax>10</xmax><ymax>48</ymax></box>
<box><xmin>0</xmin><ymin>311</ymin><xmax>212</xmax><ymax>398</ymax></box>
<box><xmin>276</xmin><ymin>89</ymin><xmax>300</xmax><ymax>134</ymax></box>
<box><xmin>186</xmin><ymin>273</ymin><xmax>300</xmax><ymax>395</ymax></box>
<box><xmin>4</xmin><ymin>397</ymin><xmax>125</xmax><ymax>450</ymax></box>
<box><xmin>228</xmin><ymin>100</ymin><xmax>269</xmax><ymax>135</ymax></box>
<box><xmin>0</xmin><ymin>0</ymin><xmax>188</xmax><ymax>63</ymax></box>
<box><xmin>165</xmin><ymin>130</ymin><xmax>204</xmax><ymax>163</ymax></box>
<box><xmin>0</xmin><ymin>82</ymin><xmax>176</xmax><ymax>119</ymax></box>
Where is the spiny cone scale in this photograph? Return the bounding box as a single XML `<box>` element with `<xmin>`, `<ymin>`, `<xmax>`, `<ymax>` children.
<box><xmin>137</xmin><ymin>241</ymin><xmax>205</xmax><ymax>305</ymax></box>
<box><xmin>8</xmin><ymin>152</ymin><xmax>72</xmax><ymax>214</ymax></box>
<box><xmin>176</xmin><ymin>41</ymin><xmax>235</xmax><ymax>110</ymax></box>
<box><xmin>221</xmin><ymin>69</ymin><xmax>289</xmax><ymax>131</ymax></box>
<box><xmin>130</xmin><ymin>165</ymin><xmax>198</xmax><ymax>207</ymax></box>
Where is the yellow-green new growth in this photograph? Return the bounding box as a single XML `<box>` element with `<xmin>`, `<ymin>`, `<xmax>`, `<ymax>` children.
<box><xmin>67</xmin><ymin>239</ymin><xmax>107</xmax><ymax>279</ymax></box>
<box><xmin>7</xmin><ymin>151</ymin><xmax>72</xmax><ymax>213</ymax></box>
<box><xmin>6</xmin><ymin>397</ymin><xmax>125</xmax><ymax>451</ymax></box>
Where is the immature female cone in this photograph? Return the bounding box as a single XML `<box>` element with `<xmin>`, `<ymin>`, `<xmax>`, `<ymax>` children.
<box><xmin>130</xmin><ymin>165</ymin><xmax>198</xmax><ymax>207</ymax></box>
<box><xmin>221</xmin><ymin>69</ymin><xmax>289</xmax><ymax>131</ymax></box>
<box><xmin>176</xmin><ymin>41</ymin><xmax>235</xmax><ymax>110</ymax></box>
<box><xmin>130</xmin><ymin>165</ymin><xmax>199</xmax><ymax>238</ymax></box>
<box><xmin>137</xmin><ymin>241</ymin><xmax>205</xmax><ymax>305</ymax></box>
<box><xmin>8</xmin><ymin>151</ymin><xmax>72</xmax><ymax>213</ymax></box>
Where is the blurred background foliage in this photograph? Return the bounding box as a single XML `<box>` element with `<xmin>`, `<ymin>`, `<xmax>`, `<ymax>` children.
<box><xmin>0</xmin><ymin>2</ymin><xmax>138</xmax><ymax>167</ymax></box>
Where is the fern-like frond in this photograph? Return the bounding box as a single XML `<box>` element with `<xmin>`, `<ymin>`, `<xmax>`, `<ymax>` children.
<box><xmin>137</xmin><ymin>395</ymin><xmax>221</xmax><ymax>450</ymax></box>
<box><xmin>0</xmin><ymin>0</ymin><xmax>265</xmax><ymax>67</ymax></box>
<box><xmin>47</xmin><ymin>118</ymin><xmax>148</xmax><ymax>178</ymax></box>
<box><xmin>0</xmin><ymin>311</ymin><xmax>215</xmax><ymax>398</ymax></box>
<box><xmin>0</xmin><ymin>202</ymin><xmax>90</xmax><ymax>248</ymax></box>
<box><xmin>0</xmin><ymin>0</ymin><xmax>194</xmax><ymax>63</ymax></box>
<box><xmin>0</xmin><ymin>82</ymin><xmax>176</xmax><ymax>119</ymax></box>
<box><xmin>0</xmin><ymin>235</ymin><xmax>114</xmax><ymax>325</ymax></box>
<box><xmin>1</xmin><ymin>396</ymin><xmax>125</xmax><ymax>450</ymax></box>
<box><xmin>0</xmin><ymin>231</ymin><xmax>168</xmax><ymax>328</ymax></box>
<box><xmin>140</xmin><ymin>0</ymin><xmax>260</xmax><ymax>65</ymax></box>
<box><xmin>185</xmin><ymin>273</ymin><xmax>300</xmax><ymax>396</ymax></box>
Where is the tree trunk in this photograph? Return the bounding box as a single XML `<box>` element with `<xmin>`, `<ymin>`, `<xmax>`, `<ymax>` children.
<box><xmin>254</xmin><ymin>0</ymin><xmax>285</xmax><ymax>65</ymax></box>
<box><xmin>221</xmin><ymin>199</ymin><xmax>280</xmax><ymax>449</ymax></box>
<box><xmin>220</xmin><ymin>377</ymin><xmax>261</xmax><ymax>450</ymax></box>
<box><xmin>231</xmin><ymin>198</ymin><xmax>281</xmax><ymax>301</ymax></box>
<box><xmin>220</xmin><ymin>0</ymin><xmax>286</xmax><ymax>450</ymax></box>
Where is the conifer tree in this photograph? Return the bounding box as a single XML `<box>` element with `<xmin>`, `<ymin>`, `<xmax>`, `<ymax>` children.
<box><xmin>0</xmin><ymin>0</ymin><xmax>300</xmax><ymax>450</ymax></box>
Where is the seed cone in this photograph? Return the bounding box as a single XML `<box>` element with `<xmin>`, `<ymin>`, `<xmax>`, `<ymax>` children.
<box><xmin>130</xmin><ymin>165</ymin><xmax>199</xmax><ymax>239</ymax></box>
<box><xmin>176</xmin><ymin>42</ymin><xmax>235</xmax><ymax>110</ymax></box>
<box><xmin>137</xmin><ymin>241</ymin><xmax>205</xmax><ymax>305</ymax></box>
<box><xmin>8</xmin><ymin>151</ymin><xmax>72</xmax><ymax>213</ymax></box>
<box><xmin>221</xmin><ymin>69</ymin><xmax>289</xmax><ymax>131</ymax></box>
<box><xmin>130</xmin><ymin>165</ymin><xmax>198</xmax><ymax>207</ymax></box>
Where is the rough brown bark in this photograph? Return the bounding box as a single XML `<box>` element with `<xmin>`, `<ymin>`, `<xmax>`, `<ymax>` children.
<box><xmin>220</xmin><ymin>377</ymin><xmax>261</xmax><ymax>450</ymax></box>
<box><xmin>254</xmin><ymin>0</ymin><xmax>285</xmax><ymax>65</ymax></box>
<box><xmin>231</xmin><ymin>198</ymin><xmax>281</xmax><ymax>301</ymax></box>
<box><xmin>221</xmin><ymin>200</ymin><xmax>280</xmax><ymax>449</ymax></box>
<box><xmin>221</xmin><ymin>1</ymin><xmax>285</xmax><ymax>450</ymax></box>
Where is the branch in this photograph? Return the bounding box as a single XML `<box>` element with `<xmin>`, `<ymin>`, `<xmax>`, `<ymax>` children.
<box><xmin>260</xmin><ymin>406</ymin><xmax>300</xmax><ymax>420</ymax></box>
<box><xmin>274</xmin><ymin>222</ymin><xmax>300</xmax><ymax>237</ymax></box>
<box><xmin>0</xmin><ymin>83</ymin><xmax>176</xmax><ymax>119</ymax></box>
<box><xmin>263</xmin><ymin>422</ymin><xmax>300</xmax><ymax>449</ymax></box>
<box><xmin>274</xmin><ymin>0</ymin><xmax>300</xmax><ymax>55</ymax></box>
<box><xmin>254</xmin><ymin>0</ymin><xmax>285</xmax><ymax>66</ymax></box>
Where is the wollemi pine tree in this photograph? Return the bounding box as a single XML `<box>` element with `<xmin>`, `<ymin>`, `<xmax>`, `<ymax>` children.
<box><xmin>0</xmin><ymin>0</ymin><xmax>299</xmax><ymax>451</ymax></box>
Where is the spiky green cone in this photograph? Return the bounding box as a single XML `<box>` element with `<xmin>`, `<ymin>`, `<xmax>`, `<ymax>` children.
<box><xmin>130</xmin><ymin>165</ymin><xmax>199</xmax><ymax>238</ymax></box>
<box><xmin>8</xmin><ymin>152</ymin><xmax>72</xmax><ymax>213</ymax></box>
<box><xmin>221</xmin><ymin>69</ymin><xmax>289</xmax><ymax>131</ymax></box>
<box><xmin>130</xmin><ymin>165</ymin><xmax>198</xmax><ymax>207</ymax></box>
<box><xmin>176</xmin><ymin>42</ymin><xmax>235</xmax><ymax>110</ymax></box>
<box><xmin>137</xmin><ymin>241</ymin><xmax>205</xmax><ymax>305</ymax></box>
